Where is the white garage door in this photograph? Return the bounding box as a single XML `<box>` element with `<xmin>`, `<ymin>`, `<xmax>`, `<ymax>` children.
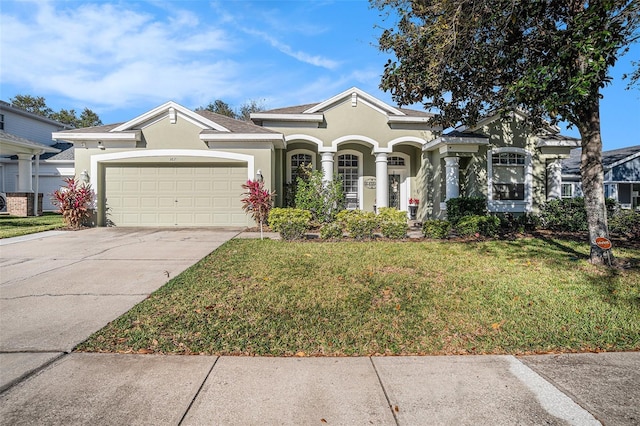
<box><xmin>105</xmin><ymin>165</ymin><xmax>248</xmax><ymax>227</ymax></box>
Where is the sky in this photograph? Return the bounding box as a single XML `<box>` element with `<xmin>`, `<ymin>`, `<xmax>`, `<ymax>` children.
<box><xmin>1</xmin><ymin>0</ymin><xmax>638</xmax><ymax>151</ymax></box>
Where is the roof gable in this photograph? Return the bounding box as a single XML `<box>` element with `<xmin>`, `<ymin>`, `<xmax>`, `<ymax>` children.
<box><xmin>112</xmin><ymin>101</ymin><xmax>229</xmax><ymax>132</ymax></box>
<box><xmin>303</xmin><ymin>87</ymin><xmax>404</xmax><ymax>116</ymax></box>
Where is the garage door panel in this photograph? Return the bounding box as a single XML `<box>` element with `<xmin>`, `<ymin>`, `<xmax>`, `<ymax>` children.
<box><xmin>105</xmin><ymin>165</ymin><xmax>248</xmax><ymax>227</ymax></box>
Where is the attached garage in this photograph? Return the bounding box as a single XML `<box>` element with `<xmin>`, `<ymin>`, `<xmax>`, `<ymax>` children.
<box><xmin>104</xmin><ymin>164</ymin><xmax>249</xmax><ymax>227</ymax></box>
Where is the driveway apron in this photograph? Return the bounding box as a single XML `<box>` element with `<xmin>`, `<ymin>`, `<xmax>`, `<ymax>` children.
<box><xmin>0</xmin><ymin>227</ymin><xmax>240</xmax><ymax>391</ymax></box>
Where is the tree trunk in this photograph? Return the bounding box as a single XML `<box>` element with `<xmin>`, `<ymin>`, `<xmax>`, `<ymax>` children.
<box><xmin>577</xmin><ymin>98</ymin><xmax>613</xmax><ymax>266</ymax></box>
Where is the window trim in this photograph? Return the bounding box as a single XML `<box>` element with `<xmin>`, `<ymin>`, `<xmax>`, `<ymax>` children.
<box><xmin>487</xmin><ymin>147</ymin><xmax>532</xmax><ymax>212</ymax></box>
<box><xmin>335</xmin><ymin>150</ymin><xmax>363</xmax><ymax>210</ymax></box>
<box><xmin>286</xmin><ymin>149</ymin><xmax>316</xmax><ymax>184</ymax></box>
<box><xmin>561</xmin><ymin>183</ymin><xmax>574</xmax><ymax>198</ymax></box>
<box><xmin>387</xmin><ymin>152</ymin><xmax>410</xmax><ymax>211</ymax></box>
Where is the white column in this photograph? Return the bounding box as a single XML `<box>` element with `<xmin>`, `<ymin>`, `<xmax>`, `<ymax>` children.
<box><xmin>375</xmin><ymin>152</ymin><xmax>388</xmax><ymax>209</ymax></box>
<box><xmin>17</xmin><ymin>154</ymin><xmax>33</xmax><ymax>192</ymax></box>
<box><xmin>321</xmin><ymin>152</ymin><xmax>334</xmax><ymax>183</ymax></box>
<box><xmin>444</xmin><ymin>156</ymin><xmax>460</xmax><ymax>200</ymax></box>
<box><xmin>546</xmin><ymin>159</ymin><xmax>562</xmax><ymax>200</ymax></box>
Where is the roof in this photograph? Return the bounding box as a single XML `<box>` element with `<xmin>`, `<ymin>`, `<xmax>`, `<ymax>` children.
<box><xmin>261</xmin><ymin>102</ymin><xmax>432</xmax><ymax>118</ymax></box>
<box><xmin>443</xmin><ymin>130</ymin><xmax>489</xmax><ymax>139</ymax></box>
<box><xmin>562</xmin><ymin>145</ymin><xmax>640</xmax><ymax>175</ymax></box>
<box><xmin>55</xmin><ymin>123</ymin><xmax>124</xmax><ymax>134</ymax></box>
<box><xmin>0</xmin><ymin>130</ymin><xmax>60</xmax><ymax>156</ymax></box>
<box><xmin>196</xmin><ymin>110</ymin><xmax>280</xmax><ymax>134</ymax></box>
<box><xmin>41</xmin><ymin>142</ymin><xmax>74</xmax><ymax>161</ymax></box>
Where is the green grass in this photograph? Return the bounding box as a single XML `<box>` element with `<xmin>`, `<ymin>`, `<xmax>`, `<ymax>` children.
<box><xmin>77</xmin><ymin>238</ymin><xmax>640</xmax><ymax>356</ymax></box>
<box><xmin>0</xmin><ymin>213</ymin><xmax>66</xmax><ymax>238</ymax></box>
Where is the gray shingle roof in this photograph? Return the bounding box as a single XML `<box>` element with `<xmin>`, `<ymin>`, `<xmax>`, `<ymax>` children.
<box><xmin>195</xmin><ymin>110</ymin><xmax>280</xmax><ymax>134</ymax></box>
<box><xmin>562</xmin><ymin>145</ymin><xmax>640</xmax><ymax>175</ymax></box>
<box><xmin>55</xmin><ymin>123</ymin><xmax>125</xmax><ymax>134</ymax></box>
<box><xmin>42</xmin><ymin>143</ymin><xmax>74</xmax><ymax>161</ymax></box>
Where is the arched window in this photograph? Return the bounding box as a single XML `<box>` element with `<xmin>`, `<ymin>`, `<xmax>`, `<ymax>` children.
<box><xmin>287</xmin><ymin>150</ymin><xmax>315</xmax><ymax>183</ymax></box>
<box><xmin>387</xmin><ymin>156</ymin><xmax>405</xmax><ymax>166</ymax></box>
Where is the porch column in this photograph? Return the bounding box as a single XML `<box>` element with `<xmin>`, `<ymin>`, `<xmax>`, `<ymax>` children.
<box><xmin>375</xmin><ymin>152</ymin><xmax>388</xmax><ymax>209</ymax></box>
<box><xmin>444</xmin><ymin>156</ymin><xmax>460</xmax><ymax>200</ymax></box>
<box><xmin>546</xmin><ymin>159</ymin><xmax>562</xmax><ymax>200</ymax></box>
<box><xmin>17</xmin><ymin>154</ymin><xmax>33</xmax><ymax>192</ymax></box>
<box><xmin>321</xmin><ymin>152</ymin><xmax>334</xmax><ymax>183</ymax></box>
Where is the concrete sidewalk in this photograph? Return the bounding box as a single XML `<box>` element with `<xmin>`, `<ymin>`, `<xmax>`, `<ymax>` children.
<box><xmin>1</xmin><ymin>228</ymin><xmax>638</xmax><ymax>425</ymax></box>
<box><xmin>0</xmin><ymin>352</ymin><xmax>638</xmax><ymax>425</ymax></box>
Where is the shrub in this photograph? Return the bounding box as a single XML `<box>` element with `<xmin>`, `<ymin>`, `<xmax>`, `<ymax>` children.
<box><xmin>609</xmin><ymin>210</ymin><xmax>640</xmax><ymax>239</ymax></box>
<box><xmin>456</xmin><ymin>215</ymin><xmax>501</xmax><ymax>237</ymax></box>
<box><xmin>539</xmin><ymin>197</ymin><xmax>587</xmax><ymax>231</ymax></box>
<box><xmin>498</xmin><ymin>213</ymin><xmax>540</xmax><ymax>233</ymax></box>
<box><xmin>377</xmin><ymin>207</ymin><xmax>408</xmax><ymax>239</ymax></box>
<box><xmin>294</xmin><ymin>169</ymin><xmax>344</xmax><ymax>223</ymax></box>
<box><xmin>337</xmin><ymin>209</ymin><xmax>377</xmax><ymax>239</ymax></box>
<box><xmin>422</xmin><ymin>220</ymin><xmax>451</xmax><ymax>239</ymax></box>
<box><xmin>446</xmin><ymin>197</ymin><xmax>487</xmax><ymax>224</ymax></box>
<box><xmin>319</xmin><ymin>222</ymin><xmax>343</xmax><ymax>239</ymax></box>
<box><xmin>268</xmin><ymin>208</ymin><xmax>311</xmax><ymax>241</ymax></box>
<box><xmin>241</xmin><ymin>179</ymin><xmax>275</xmax><ymax>232</ymax></box>
<box><xmin>51</xmin><ymin>177</ymin><xmax>95</xmax><ymax>229</ymax></box>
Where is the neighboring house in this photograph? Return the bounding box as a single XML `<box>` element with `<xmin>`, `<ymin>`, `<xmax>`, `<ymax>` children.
<box><xmin>52</xmin><ymin>87</ymin><xmax>580</xmax><ymax>227</ymax></box>
<box><xmin>561</xmin><ymin>145</ymin><xmax>640</xmax><ymax>209</ymax></box>
<box><xmin>0</xmin><ymin>101</ymin><xmax>74</xmax><ymax>213</ymax></box>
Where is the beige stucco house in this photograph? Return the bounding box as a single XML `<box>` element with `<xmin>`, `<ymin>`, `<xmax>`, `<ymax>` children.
<box><xmin>52</xmin><ymin>87</ymin><xmax>580</xmax><ymax>227</ymax></box>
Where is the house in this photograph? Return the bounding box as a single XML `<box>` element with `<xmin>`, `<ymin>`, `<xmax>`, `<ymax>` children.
<box><xmin>52</xmin><ymin>87</ymin><xmax>580</xmax><ymax>227</ymax></box>
<box><xmin>561</xmin><ymin>145</ymin><xmax>640</xmax><ymax>209</ymax></box>
<box><xmin>0</xmin><ymin>101</ymin><xmax>73</xmax><ymax>215</ymax></box>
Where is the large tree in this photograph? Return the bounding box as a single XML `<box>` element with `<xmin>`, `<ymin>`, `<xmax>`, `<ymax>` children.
<box><xmin>373</xmin><ymin>0</ymin><xmax>639</xmax><ymax>264</ymax></box>
<box><xmin>10</xmin><ymin>95</ymin><xmax>102</xmax><ymax>128</ymax></box>
<box><xmin>197</xmin><ymin>99</ymin><xmax>237</xmax><ymax>118</ymax></box>
<box><xmin>197</xmin><ymin>99</ymin><xmax>266</xmax><ymax>121</ymax></box>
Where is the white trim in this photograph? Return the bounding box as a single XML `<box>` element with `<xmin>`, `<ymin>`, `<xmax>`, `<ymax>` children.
<box><xmin>607</xmin><ymin>150</ymin><xmax>640</xmax><ymax>170</ymax></box>
<box><xmin>487</xmin><ymin>147</ymin><xmax>533</xmax><ymax>213</ymax></box>
<box><xmin>286</xmin><ymin>149</ymin><xmax>316</xmax><ymax>183</ymax></box>
<box><xmin>304</xmin><ymin>87</ymin><xmax>404</xmax><ymax>116</ymax></box>
<box><xmin>422</xmin><ymin>136</ymin><xmax>489</xmax><ymax>152</ymax></box>
<box><xmin>52</xmin><ymin>132</ymin><xmax>139</xmax><ymax>142</ymax></box>
<box><xmin>387</xmin><ymin>136</ymin><xmax>428</xmax><ymax>151</ymax></box>
<box><xmin>335</xmin><ymin>149</ymin><xmax>364</xmax><ymax>210</ymax></box>
<box><xmin>285</xmin><ymin>134</ymin><xmax>325</xmax><ymax>151</ymax></box>
<box><xmin>331</xmin><ymin>135</ymin><xmax>380</xmax><ymax>151</ymax></box>
<box><xmin>250</xmin><ymin>113</ymin><xmax>325</xmax><ymax>123</ymax></box>
<box><xmin>112</xmin><ymin>101</ymin><xmax>229</xmax><ymax>132</ymax></box>
<box><xmin>387</xmin><ymin>115</ymin><xmax>433</xmax><ymax>124</ymax></box>
<box><xmin>89</xmin><ymin>149</ymin><xmax>255</xmax><ymax>190</ymax></box>
<box><xmin>200</xmin><ymin>133</ymin><xmax>283</xmax><ymax>142</ymax></box>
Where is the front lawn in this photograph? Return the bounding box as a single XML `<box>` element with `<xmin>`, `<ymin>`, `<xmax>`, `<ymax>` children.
<box><xmin>0</xmin><ymin>213</ymin><xmax>65</xmax><ymax>239</ymax></box>
<box><xmin>77</xmin><ymin>238</ymin><xmax>640</xmax><ymax>356</ymax></box>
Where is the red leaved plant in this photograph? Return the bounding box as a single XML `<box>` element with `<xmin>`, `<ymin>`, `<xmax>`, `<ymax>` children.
<box><xmin>241</xmin><ymin>179</ymin><xmax>275</xmax><ymax>238</ymax></box>
<box><xmin>52</xmin><ymin>177</ymin><xmax>95</xmax><ymax>229</ymax></box>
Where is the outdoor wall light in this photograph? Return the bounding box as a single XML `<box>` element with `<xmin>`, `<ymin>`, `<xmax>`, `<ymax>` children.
<box><xmin>98</xmin><ymin>140</ymin><xmax>105</xmax><ymax>150</ymax></box>
<box><xmin>256</xmin><ymin>169</ymin><xmax>263</xmax><ymax>182</ymax></box>
<box><xmin>80</xmin><ymin>169</ymin><xmax>90</xmax><ymax>184</ymax></box>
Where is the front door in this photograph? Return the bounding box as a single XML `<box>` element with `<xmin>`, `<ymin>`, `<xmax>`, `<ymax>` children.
<box><xmin>388</xmin><ymin>174</ymin><xmax>401</xmax><ymax>209</ymax></box>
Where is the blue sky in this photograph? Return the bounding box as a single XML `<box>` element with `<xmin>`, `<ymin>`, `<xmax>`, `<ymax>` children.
<box><xmin>1</xmin><ymin>0</ymin><xmax>638</xmax><ymax>151</ymax></box>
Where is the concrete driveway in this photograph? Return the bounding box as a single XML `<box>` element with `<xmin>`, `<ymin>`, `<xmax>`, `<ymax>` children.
<box><xmin>0</xmin><ymin>227</ymin><xmax>240</xmax><ymax>391</ymax></box>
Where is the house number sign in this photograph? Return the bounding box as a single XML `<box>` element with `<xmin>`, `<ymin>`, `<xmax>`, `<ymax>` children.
<box><xmin>365</xmin><ymin>178</ymin><xmax>376</xmax><ymax>189</ymax></box>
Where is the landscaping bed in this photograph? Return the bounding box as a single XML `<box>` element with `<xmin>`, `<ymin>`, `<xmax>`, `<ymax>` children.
<box><xmin>77</xmin><ymin>237</ymin><xmax>640</xmax><ymax>356</ymax></box>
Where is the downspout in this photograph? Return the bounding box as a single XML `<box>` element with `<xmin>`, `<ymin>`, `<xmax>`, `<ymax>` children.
<box><xmin>33</xmin><ymin>152</ymin><xmax>41</xmax><ymax>216</ymax></box>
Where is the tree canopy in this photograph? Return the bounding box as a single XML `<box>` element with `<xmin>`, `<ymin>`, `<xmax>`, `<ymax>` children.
<box><xmin>10</xmin><ymin>94</ymin><xmax>102</xmax><ymax>128</ymax></box>
<box><xmin>197</xmin><ymin>99</ymin><xmax>266</xmax><ymax>121</ymax></box>
<box><xmin>373</xmin><ymin>0</ymin><xmax>639</xmax><ymax>264</ymax></box>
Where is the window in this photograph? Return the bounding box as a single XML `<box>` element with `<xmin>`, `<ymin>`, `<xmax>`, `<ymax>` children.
<box><xmin>338</xmin><ymin>153</ymin><xmax>360</xmax><ymax>209</ymax></box>
<box><xmin>290</xmin><ymin>153</ymin><xmax>312</xmax><ymax>183</ymax></box>
<box><xmin>0</xmin><ymin>114</ymin><xmax>4</xmax><ymax>130</ymax></box>
<box><xmin>287</xmin><ymin>150</ymin><xmax>315</xmax><ymax>183</ymax></box>
<box><xmin>387</xmin><ymin>156</ymin><xmax>405</xmax><ymax>166</ymax></box>
<box><xmin>491</xmin><ymin>152</ymin><xmax>526</xmax><ymax>200</ymax></box>
<box><xmin>561</xmin><ymin>183</ymin><xmax>573</xmax><ymax>198</ymax></box>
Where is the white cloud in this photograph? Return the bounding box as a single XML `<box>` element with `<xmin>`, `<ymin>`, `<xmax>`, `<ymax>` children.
<box><xmin>0</xmin><ymin>1</ymin><xmax>236</xmax><ymax>109</ymax></box>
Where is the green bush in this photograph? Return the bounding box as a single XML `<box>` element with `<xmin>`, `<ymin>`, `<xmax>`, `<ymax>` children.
<box><xmin>377</xmin><ymin>207</ymin><xmax>408</xmax><ymax>239</ymax></box>
<box><xmin>456</xmin><ymin>215</ymin><xmax>501</xmax><ymax>237</ymax></box>
<box><xmin>268</xmin><ymin>208</ymin><xmax>312</xmax><ymax>241</ymax></box>
<box><xmin>446</xmin><ymin>197</ymin><xmax>487</xmax><ymax>224</ymax></box>
<box><xmin>422</xmin><ymin>220</ymin><xmax>451</xmax><ymax>239</ymax></box>
<box><xmin>337</xmin><ymin>209</ymin><xmax>377</xmax><ymax>239</ymax></box>
<box><xmin>294</xmin><ymin>169</ymin><xmax>344</xmax><ymax>223</ymax></box>
<box><xmin>609</xmin><ymin>209</ymin><xmax>640</xmax><ymax>239</ymax></box>
<box><xmin>319</xmin><ymin>222</ymin><xmax>344</xmax><ymax>239</ymax></box>
<box><xmin>539</xmin><ymin>197</ymin><xmax>618</xmax><ymax>232</ymax></box>
<box><xmin>497</xmin><ymin>213</ymin><xmax>540</xmax><ymax>233</ymax></box>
